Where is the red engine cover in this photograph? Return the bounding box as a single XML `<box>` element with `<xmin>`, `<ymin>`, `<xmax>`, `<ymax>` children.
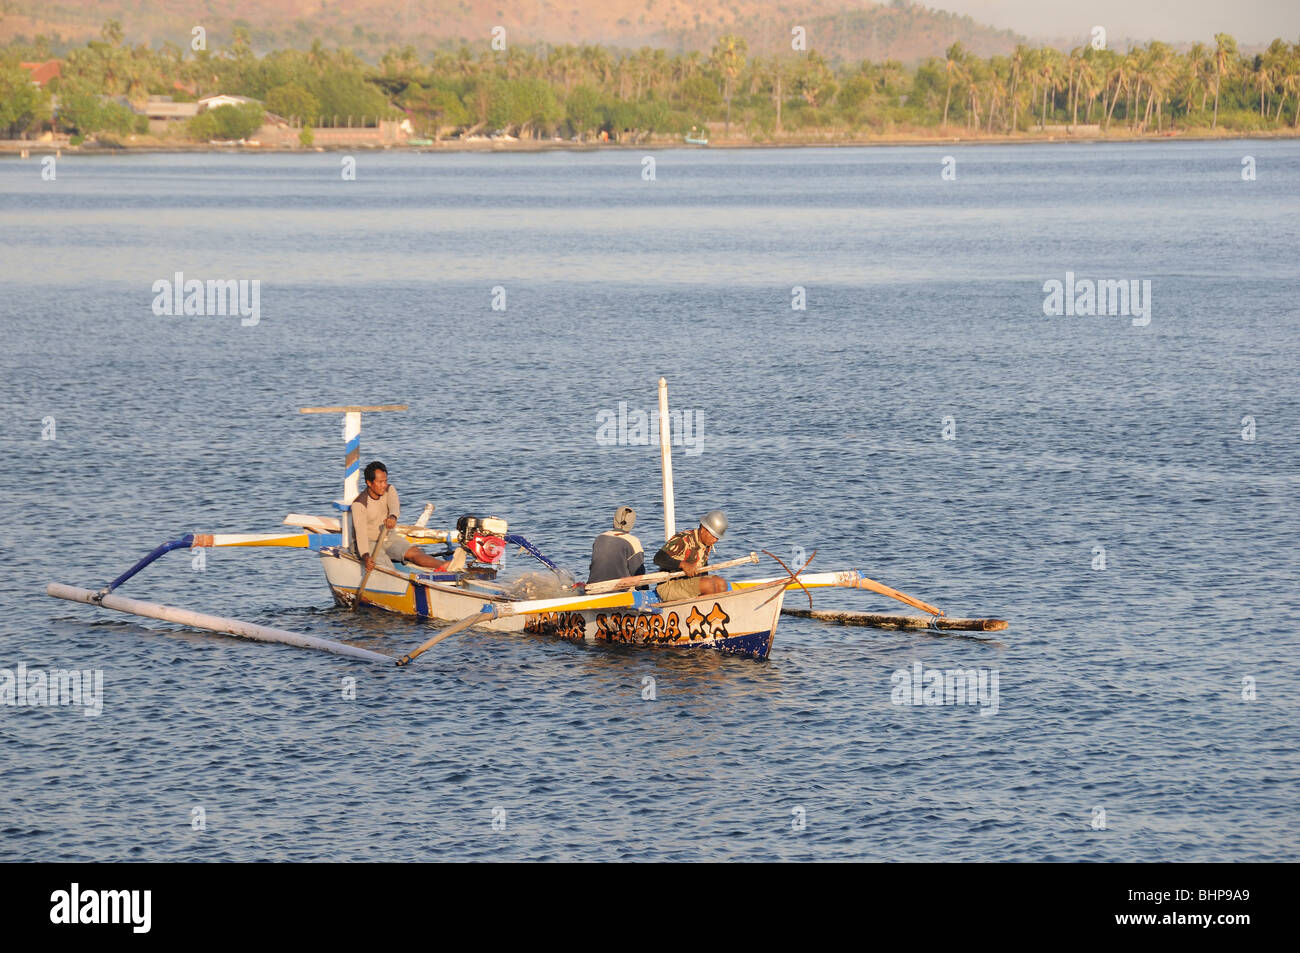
<box><xmin>467</xmin><ymin>534</ymin><xmax>505</xmax><ymax>564</ymax></box>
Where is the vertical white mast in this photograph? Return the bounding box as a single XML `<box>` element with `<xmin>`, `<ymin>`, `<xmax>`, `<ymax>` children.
<box><xmin>342</xmin><ymin>411</ymin><xmax>362</xmax><ymax>505</ymax></box>
<box><xmin>658</xmin><ymin>377</ymin><xmax>676</xmax><ymax>541</ymax></box>
<box><xmin>299</xmin><ymin>404</ymin><xmax>408</xmax><ymax>549</ymax></box>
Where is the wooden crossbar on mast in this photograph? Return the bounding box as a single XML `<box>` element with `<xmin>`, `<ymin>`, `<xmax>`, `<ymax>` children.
<box><xmin>299</xmin><ymin>404</ymin><xmax>409</xmax><ymax>547</ymax></box>
<box><xmin>299</xmin><ymin>405</ymin><xmax>408</xmax><ymax>414</ymax></box>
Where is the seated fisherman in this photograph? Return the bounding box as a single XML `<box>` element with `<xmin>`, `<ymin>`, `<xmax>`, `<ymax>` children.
<box><xmin>351</xmin><ymin>461</ymin><xmax>447</xmax><ymax>572</ymax></box>
<box><xmin>652</xmin><ymin>510</ymin><xmax>729</xmax><ymax>601</ymax></box>
<box><xmin>587</xmin><ymin>506</ymin><xmax>646</xmax><ymax>585</ymax></box>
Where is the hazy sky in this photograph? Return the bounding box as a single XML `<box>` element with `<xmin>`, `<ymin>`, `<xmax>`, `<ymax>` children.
<box><xmin>930</xmin><ymin>0</ymin><xmax>1300</xmax><ymax>45</ymax></box>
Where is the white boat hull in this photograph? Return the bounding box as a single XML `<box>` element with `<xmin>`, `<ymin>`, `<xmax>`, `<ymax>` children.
<box><xmin>319</xmin><ymin>552</ymin><xmax>786</xmax><ymax>659</ymax></box>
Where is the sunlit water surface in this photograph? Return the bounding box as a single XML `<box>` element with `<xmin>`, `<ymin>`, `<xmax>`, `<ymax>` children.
<box><xmin>1</xmin><ymin>142</ymin><xmax>1297</xmax><ymax>860</ymax></box>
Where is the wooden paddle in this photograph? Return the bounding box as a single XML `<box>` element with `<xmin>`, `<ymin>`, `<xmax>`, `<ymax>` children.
<box><xmin>396</xmin><ymin>604</ymin><xmax>501</xmax><ymax>666</ymax></box>
<box><xmin>584</xmin><ymin>552</ymin><xmax>760</xmax><ymax>594</ymax></box>
<box><xmin>350</xmin><ymin>526</ymin><xmax>388</xmax><ymax>609</ymax></box>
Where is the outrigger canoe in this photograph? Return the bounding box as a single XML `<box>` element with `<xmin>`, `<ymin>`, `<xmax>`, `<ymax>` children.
<box><xmin>46</xmin><ymin>391</ymin><xmax>1006</xmax><ymax>664</ymax></box>
<box><xmin>307</xmin><ymin>529</ymin><xmax>789</xmax><ymax>659</ymax></box>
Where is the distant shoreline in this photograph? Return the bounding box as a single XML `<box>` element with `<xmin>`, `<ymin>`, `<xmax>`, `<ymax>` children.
<box><xmin>4</xmin><ymin>127</ymin><xmax>1298</xmax><ymax>157</ymax></box>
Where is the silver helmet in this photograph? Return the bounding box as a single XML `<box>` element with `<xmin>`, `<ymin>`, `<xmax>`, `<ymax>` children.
<box><xmin>699</xmin><ymin>509</ymin><xmax>727</xmax><ymax>539</ymax></box>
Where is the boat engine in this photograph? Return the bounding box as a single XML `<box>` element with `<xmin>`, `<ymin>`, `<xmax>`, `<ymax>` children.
<box><xmin>456</xmin><ymin>515</ymin><xmax>507</xmax><ymax>564</ymax></box>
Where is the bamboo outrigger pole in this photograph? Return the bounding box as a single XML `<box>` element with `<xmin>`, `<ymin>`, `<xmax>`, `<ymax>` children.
<box><xmin>47</xmin><ymin>584</ymin><xmax>393</xmax><ymax>662</ymax></box>
<box><xmin>781</xmin><ymin>608</ymin><xmax>1007</xmax><ymax>633</ymax></box>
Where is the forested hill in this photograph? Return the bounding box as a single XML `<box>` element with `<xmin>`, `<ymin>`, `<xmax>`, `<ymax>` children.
<box><xmin>1</xmin><ymin>0</ymin><xmax>1023</xmax><ymax>63</ymax></box>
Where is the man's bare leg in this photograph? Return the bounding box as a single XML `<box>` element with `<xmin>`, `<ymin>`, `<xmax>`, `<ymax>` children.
<box><xmin>403</xmin><ymin>546</ymin><xmax>448</xmax><ymax>570</ymax></box>
<box><xmin>699</xmin><ymin>575</ymin><xmax>727</xmax><ymax>595</ymax></box>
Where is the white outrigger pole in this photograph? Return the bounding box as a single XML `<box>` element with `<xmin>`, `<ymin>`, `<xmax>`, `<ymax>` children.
<box><xmin>47</xmin><ymin>584</ymin><xmax>392</xmax><ymax>662</ymax></box>
<box><xmin>658</xmin><ymin>377</ymin><xmax>676</xmax><ymax>541</ymax></box>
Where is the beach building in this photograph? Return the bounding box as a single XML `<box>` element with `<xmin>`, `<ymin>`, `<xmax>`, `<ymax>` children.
<box><xmin>197</xmin><ymin>94</ymin><xmax>262</xmax><ymax>110</ymax></box>
<box><xmin>143</xmin><ymin>96</ymin><xmax>201</xmax><ymax>134</ymax></box>
<box><xmin>19</xmin><ymin>60</ymin><xmax>61</xmax><ymax>87</ymax></box>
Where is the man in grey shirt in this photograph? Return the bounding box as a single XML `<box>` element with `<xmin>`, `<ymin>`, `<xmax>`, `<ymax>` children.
<box><xmin>352</xmin><ymin>461</ymin><xmax>447</xmax><ymax>571</ymax></box>
<box><xmin>587</xmin><ymin>506</ymin><xmax>645</xmax><ymax>585</ymax></box>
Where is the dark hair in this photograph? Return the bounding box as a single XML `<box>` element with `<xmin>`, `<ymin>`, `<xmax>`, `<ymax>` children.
<box><xmin>363</xmin><ymin>461</ymin><xmax>387</xmax><ymax>483</ymax></box>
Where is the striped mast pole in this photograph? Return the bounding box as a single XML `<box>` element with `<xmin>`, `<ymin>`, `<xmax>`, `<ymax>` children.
<box><xmin>300</xmin><ymin>405</ymin><xmax>408</xmax><ymax>550</ymax></box>
<box><xmin>658</xmin><ymin>377</ymin><xmax>675</xmax><ymax>541</ymax></box>
<box><xmin>341</xmin><ymin>410</ymin><xmax>362</xmax><ymax>546</ymax></box>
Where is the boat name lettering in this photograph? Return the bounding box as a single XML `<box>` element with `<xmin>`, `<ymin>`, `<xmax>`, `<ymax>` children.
<box><xmin>522</xmin><ymin>611</ymin><xmax>586</xmax><ymax>640</ymax></box>
<box><xmin>596</xmin><ymin>611</ymin><xmax>681</xmax><ymax>644</ymax></box>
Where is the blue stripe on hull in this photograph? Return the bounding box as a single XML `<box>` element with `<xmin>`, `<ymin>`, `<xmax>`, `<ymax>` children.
<box><xmin>414</xmin><ymin>583</ymin><xmax>429</xmax><ymax>618</ymax></box>
<box><xmin>716</xmin><ymin>631</ymin><xmax>773</xmax><ymax>660</ymax></box>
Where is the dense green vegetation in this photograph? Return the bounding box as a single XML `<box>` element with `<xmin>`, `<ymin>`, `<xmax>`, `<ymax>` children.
<box><xmin>3</xmin><ymin>21</ymin><xmax>1298</xmax><ymax>141</ymax></box>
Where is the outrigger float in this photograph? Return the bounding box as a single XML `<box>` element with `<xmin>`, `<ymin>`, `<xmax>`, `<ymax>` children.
<box><xmin>47</xmin><ymin>383</ymin><xmax>1006</xmax><ymax>664</ymax></box>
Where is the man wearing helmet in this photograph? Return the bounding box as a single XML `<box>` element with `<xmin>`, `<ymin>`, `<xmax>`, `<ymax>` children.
<box><xmin>652</xmin><ymin>510</ymin><xmax>729</xmax><ymax>602</ymax></box>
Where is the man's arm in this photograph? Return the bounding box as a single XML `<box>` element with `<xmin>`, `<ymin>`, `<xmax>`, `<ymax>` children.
<box><xmin>387</xmin><ymin>487</ymin><xmax>400</xmax><ymax>526</ymax></box>
<box><xmin>653</xmin><ymin>534</ymin><xmax>696</xmax><ymax>574</ymax></box>
<box><xmin>627</xmin><ymin>542</ymin><xmax>645</xmax><ymax>577</ymax></box>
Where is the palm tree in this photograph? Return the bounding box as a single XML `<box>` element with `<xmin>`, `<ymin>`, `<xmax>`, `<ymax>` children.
<box><xmin>454</xmin><ymin>45</ymin><xmax>475</xmax><ymax>80</ymax></box>
<box><xmin>710</xmin><ymin>34</ymin><xmax>747</xmax><ymax>136</ymax></box>
<box><xmin>1009</xmin><ymin>44</ymin><xmax>1028</xmax><ymax>133</ymax></box>
<box><xmin>1257</xmin><ymin>40</ymin><xmax>1290</xmax><ymax>121</ymax></box>
<box><xmin>649</xmin><ymin>49</ymin><xmax>669</xmax><ymax>97</ymax></box>
<box><xmin>964</xmin><ymin>57</ymin><xmax>984</xmax><ymax>130</ymax></box>
<box><xmin>1036</xmin><ymin>47</ymin><xmax>1063</xmax><ymax>129</ymax></box>
<box><xmin>1264</xmin><ymin>41</ymin><xmax>1290</xmax><ymax>121</ymax></box>
<box><xmin>1104</xmin><ymin>53</ymin><xmax>1128</xmax><ymax>131</ymax></box>
<box><xmin>100</xmin><ymin>19</ymin><xmax>124</xmax><ymax>47</ymax></box>
<box><xmin>1122</xmin><ymin>49</ymin><xmax>1142</xmax><ymax>129</ymax></box>
<box><xmin>583</xmin><ymin>45</ymin><xmax>614</xmax><ymax>91</ymax></box>
<box><xmin>1065</xmin><ymin>47</ymin><xmax>1082</xmax><ymax>126</ymax></box>
<box><xmin>984</xmin><ymin>57</ymin><xmax>1008</xmax><ymax>133</ymax></box>
<box><xmin>1253</xmin><ymin>58</ymin><xmax>1271</xmax><ymax>118</ymax></box>
<box><xmin>1079</xmin><ymin>48</ymin><xmax>1104</xmax><ymax>123</ymax></box>
<box><xmin>1186</xmin><ymin>42</ymin><xmax>1211</xmax><ymax>116</ymax></box>
<box><xmin>1284</xmin><ymin>45</ymin><xmax>1300</xmax><ymax>127</ymax></box>
<box><xmin>1212</xmin><ymin>33</ymin><xmax>1238</xmax><ymax>129</ymax></box>
<box><xmin>123</xmin><ymin>47</ymin><xmax>156</xmax><ymax>109</ymax></box>
<box><xmin>767</xmin><ymin>56</ymin><xmax>785</xmax><ymax>133</ymax></box>
<box><xmin>942</xmin><ymin>41</ymin><xmax>966</xmax><ymax>127</ymax></box>
<box><xmin>1140</xmin><ymin>42</ymin><xmax>1174</xmax><ymax>132</ymax></box>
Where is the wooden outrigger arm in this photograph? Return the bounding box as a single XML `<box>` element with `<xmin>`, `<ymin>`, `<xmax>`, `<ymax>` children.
<box><xmin>732</xmin><ymin>570</ymin><xmax>945</xmax><ymax>617</ymax></box>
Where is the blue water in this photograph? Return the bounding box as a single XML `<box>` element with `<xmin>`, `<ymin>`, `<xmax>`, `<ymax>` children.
<box><xmin>1</xmin><ymin>142</ymin><xmax>1297</xmax><ymax>861</ymax></box>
